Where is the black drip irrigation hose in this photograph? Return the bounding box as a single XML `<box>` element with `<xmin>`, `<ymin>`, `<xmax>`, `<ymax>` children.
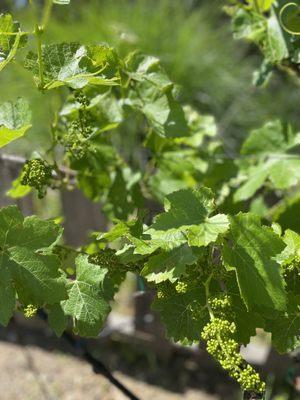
<box><xmin>37</xmin><ymin>310</ymin><xmax>141</xmax><ymax>400</ymax></box>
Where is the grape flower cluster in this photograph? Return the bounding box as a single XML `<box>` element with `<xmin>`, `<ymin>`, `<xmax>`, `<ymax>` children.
<box><xmin>202</xmin><ymin>295</ymin><xmax>265</xmax><ymax>394</ymax></box>
<box><xmin>60</xmin><ymin>91</ymin><xmax>93</xmax><ymax>159</ymax></box>
<box><xmin>89</xmin><ymin>248</ymin><xmax>122</xmax><ymax>269</ymax></box>
<box><xmin>175</xmin><ymin>281</ymin><xmax>188</xmax><ymax>294</ymax></box>
<box><xmin>21</xmin><ymin>158</ymin><xmax>53</xmax><ymax>198</ymax></box>
<box><xmin>23</xmin><ymin>304</ymin><xmax>38</xmax><ymax>318</ymax></box>
<box><xmin>88</xmin><ymin>248</ymin><xmax>140</xmax><ymax>273</ymax></box>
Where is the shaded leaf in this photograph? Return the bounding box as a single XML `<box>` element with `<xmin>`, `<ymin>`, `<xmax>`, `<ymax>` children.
<box><xmin>222</xmin><ymin>213</ymin><xmax>286</xmax><ymax>314</ymax></box>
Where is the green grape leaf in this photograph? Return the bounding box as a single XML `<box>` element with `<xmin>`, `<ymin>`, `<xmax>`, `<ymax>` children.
<box><xmin>274</xmin><ymin>193</ymin><xmax>300</xmax><ymax>234</ymax></box>
<box><xmin>62</xmin><ymin>254</ymin><xmax>111</xmax><ymax>337</ymax></box>
<box><xmin>0</xmin><ymin>98</ymin><xmax>31</xmax><ymax>148</ymax></box>
<box><xmin>222</xmin><ymin>213</ymin><xmax>287</xmax><ymax>314</ymax></box>
<box><xmin>265</xmin><ymin>9</ymin><xmax>289</xmax><ymax>62</ymax></box>
<box><xmin>48</xmin><ymin>303</ymin><xmax>68</xmax><ymax>337</ymax></box>
<box><xmin>24</xmin><ymin>43</ymin><xmax>120</xmax><ymax>90</ymax></box>
<box><xmin>276</xmin><ymin>230</ymin><xmax>300</xmax><ymax>292</ymax></box>
<box><xmin>125</xmin><ymin>53</ymin><xmax>189</xmax><ymax>138</ymax></box>
<box><xmin>141</xmin><ymin>244</ymin><xmax>198</xmax><ymax>283</ymax></box>
<box><xmin>146</xmin><ymin>188</ymin><xmax>229</xmax><ymax>250</ymax></box>
<box><xmin>7</xmin><ymin>176</ymin><xmax>32</xmax><ymax>199</ymax></box>
<box><xmin>98</xmin><ymin>218</ymin><xmax>159</xmax><ymax>257</ymax></box>
<box><xmin>234</xmin><ymin>162</ymin><xmax>271</xmax><ymax>202</ymax></box>
<box><xmin>232</xmin><ymin>8</ymin><xmax>266</xmax><ymax>41</ymax></box>
<box><xmin>16</xmin><ymin>215</ymin><xmax>63</xmax><ymax>251</ymax></box>
<box><xmin>265</xmin><ymin>295</ymin><xmax>300</xmax><ymax>353</ymax></box>
<box><xmin>227</xmin><ymin>275</ymin><xmax>265</xmax><ymax>345</ymax></box>
<box><xmin>103</xmin><ymin>168</ymin><xmax>144</xmax><ymax>220</ymax></box>
<box><xmin>9</xmin><ymin>247</ymin><xmax>66</xmax><ymax>305</ymax></box>
<box><xmin>187</xmin><ymin>214</ymin><xmax>230</xmax><ymax>247</ymax></box>
<box><xmin>241</xmin><ymin>120</ymin><xmax>299</xmax><ymax>155</ymax></box>
<box><xmin>0</xmin><ymin>14</ymin><xmax>27</xmax><ymax>71</ymax></box>
<box><xmin>152</xmin><ymin>283</ymin><xmax>209</xmax><ymax>343</ymax></box>
<box><xmin>281</xmin><ymin>229</ymin><xmax>300</xmax><ymax>261</ymax></box>
<box><xmin>0</xmin><ymin>206</ymin><xmax>66</xmax><ymax>325</ymax></box>
<box><xmin>235</xmin><ymin>121</ymin><xmax>300</xmax><ymax>201</ymax></box>
<box><xmin>98</xmin><ymin>219</ymin><xmax>137</xmax><ymax>242</ymax></box>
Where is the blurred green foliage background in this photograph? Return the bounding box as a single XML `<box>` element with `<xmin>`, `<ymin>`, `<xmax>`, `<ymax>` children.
<box><xmin>1</xmin><ymin>0</ymin><xmax>300</xmax><ymax>154</ymax></box>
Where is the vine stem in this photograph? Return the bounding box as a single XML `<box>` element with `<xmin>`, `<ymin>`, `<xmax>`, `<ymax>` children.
<box><xmin>240</xmin><ymin>389</ymin><xmax>245</xmax><ymax>400</ymax></box>
<box><xmin>204</xmin><ymin>272</ymin><xmax>214</xmax><ymax>319</ymax></box>
<box><xmin>32</xmin><ymin>0</ymin><xmax>54</xmax><ymax>90</ymax></box>
<box><xmin>0</xmin><ymin>153</ymin><xmax>77</xmax><ymax>179</ymax></box>
<box><xmin>34</xmin><ymin>24</ymin><xmax>44</xmax><ymax>89</ymax></box>
<box><xmin>41</xmin><ymin>0</ymin><xmax>53</xmax><ymax>29</ymax></box>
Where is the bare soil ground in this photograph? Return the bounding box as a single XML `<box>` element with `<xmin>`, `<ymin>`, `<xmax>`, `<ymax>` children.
<box><xmin>0</xmin><ymin>341</ymin><xmax>221</xmax><ymax>400</ymax></box>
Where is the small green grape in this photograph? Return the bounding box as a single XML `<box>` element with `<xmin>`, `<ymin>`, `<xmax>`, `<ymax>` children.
<box><xmin>209</xmin><ymin>294</ymin><xmax>232</xmax><ymax>310</ymax></box>
<box><xmin>74</xmin><ymin>90</ymin><xmax>90</xmax><ymax>108</ymax></box>
<box><xmin>88</xmin><ymin>249</ymin><xmax>137</xmax><ymax>274</ymax></box>
<box><xmin>175</xmin><ymin>281</ymin><xmax>188</xmax><ymax>294</ymax></box>
<box><xmin>24</xmin><ymin>304</ymin><xmax>38</xmax><ymax>318</ymax></box>
<box><xmin>21</xmin><ymin>159</ymin><xmax>53</xmax><ymax>198</ymax></box>
<box><xmin>201</xmin><ymin>314</ymin><xmax>265</xmax><ymax>394</ymax></box>
<box><xmin>61</xmin><ymin>107</ymin><xmax>93</xmax><ymax>159</ymax></box>
<box><xmin>89</xmin><ymin>249</ymin><xmax>120</xmax><ymax>269</ymax></box>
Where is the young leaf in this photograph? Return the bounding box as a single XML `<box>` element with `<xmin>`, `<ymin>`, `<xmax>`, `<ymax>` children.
<box><xmin>141</xmin><ymin>244</ymin><xmax>198</xmax><ymax>283</ymax></box>
<box><xmin>0</xmin><ymin>14</ymin><xmax>27</xmax><ymax>71</ymax></box>
<box><xmin>235</xmin><ymin>121</ymin><xmax>300</xmax><ymax>201</ymax></box>
<box><xmin>125</xmin><ymin>53</ymin><xmax>189</xmax><ymax>138</ymax></box>
<box><xmin>0</xmin><ymin>98</ymin><xmax>31</xmax><ymax>148</ymax></box>
<box><xmin>146</xmin><ymin>188</ymin><xmax>229</xmax><ymax>249</ymax></box>
<box><xmin>24</xmin><ymin>43</ymin><xmax>120</xmax><ymax>90</ymax></box>
<box><xmin>62</xmin><ymin>255</ymin><xmax>111</xmax><ymax>337</ymax></box>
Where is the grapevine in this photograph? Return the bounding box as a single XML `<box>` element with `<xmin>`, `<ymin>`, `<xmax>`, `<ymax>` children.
<box><xmin>0</xmin><ymin>1</ymin><xmax>299</xmax><ymax>398</ymax></box>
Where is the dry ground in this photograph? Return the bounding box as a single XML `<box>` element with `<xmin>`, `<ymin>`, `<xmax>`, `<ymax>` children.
<box><xmin>0</xmin><ymin>341</ymin><xmax>219</xmax><ymax>400</ymax></box>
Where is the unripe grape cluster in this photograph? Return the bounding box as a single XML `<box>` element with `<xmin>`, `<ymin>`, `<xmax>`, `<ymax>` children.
<box><xmin>21</xmin><ymin>159</ymin><xmax>53</xmax><ymax>198</ymax></box>
<box><xmin>209</xmin><ymin>293</ymin><xmax>236</xmax><ymax>320</ymax></box>
<box><xmin>202</xmin><ymin>295</ymin><xmax>265</xmax><ymax>394</ymax></box>
<box><xmin>60</xmin><ymin>91</ymin><xmax>94</xmax><ymax>159</ymax></box>
<box><xmin>88</xmin><ymin>249</ymin><xmax>139</xmax><ymax>273</ymax></box>
<box><xmin>209</xmin><ymin>293</ymin><xmax>232</xmax><ymax>310</ymax></box>
<box><xmin>74</xmin><ymin>90</ymin><xmax>90</xmax><ymax>108</ymax></box>
<box><xmin>89</xmin><ymin>249</ymin><xmax>121</xmax><ymax>269</ymax></box>
<box><xmin>175</xmin><ymin>281</ymin><xmax>188</xmax><ymax>294</ymax></box>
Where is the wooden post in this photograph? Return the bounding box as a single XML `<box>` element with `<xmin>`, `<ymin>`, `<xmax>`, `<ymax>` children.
<box><xmin>0</xmin><ymin>157</ymin><xmax>33</xmax><ymax>214</ymax></box>
<box><xmin>60</xmin><ymin>189</ymin><xmax>107</xmax><ymax>246</ymax></box>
